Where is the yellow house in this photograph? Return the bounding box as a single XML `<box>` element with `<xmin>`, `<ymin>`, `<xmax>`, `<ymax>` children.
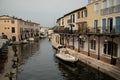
<box><xmin>57</xmin><ymin>10</ymin><xmax>78</xmax><ymax>31</ymax></box>
<box><xmin>0</xmin><ymin>15</ymin><xmax>40</xmax><ymax>43</ymax></box>
<box><xmin>87</xmin><ymin>0</ymin><xmax>102</xmax><ymax>32</ymax></box>
<box><xmin>75</xmin><ymin>6</ymin><xmax>88</xmax><ymax>33</ymax></box>
<box><xmin>86</xmin><ymin>0</ymin><xmax>120</xmax><ymax>66</ymax></box>
<box><xmin>100</xmin><ymin>0</ymin><xmax>120</xmax><ymax>33</ymax></box>
<box><xmin>64</xmin><ymin>12</ymin><xmax>77</xmax><ymax>31</ymax></box>
<box><xmin>87</xmin><ymin>0</ymin><xmax>120</xmax><ymax>33</ymax></box>
<box><xmin>56</xmin><ymin>17</ymin><xmax>64</xmax><ymax>27</ymax></box>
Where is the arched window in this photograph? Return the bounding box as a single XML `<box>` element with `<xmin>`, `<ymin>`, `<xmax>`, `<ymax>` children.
<box><xmin>12</xmin><ymin>36</ymin><xmax>16</xmax><ymax>42</ymax></box>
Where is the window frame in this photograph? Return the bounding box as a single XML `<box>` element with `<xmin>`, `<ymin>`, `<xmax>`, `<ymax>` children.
<box><xmin>11</xmin><ymin>27</ymin><xmax>15</xmax><ymax>33</ymax></box>
<box><xmin>94</xmin><ymin>3</ymin><xmax>99</xmax><ymax>14</ymax></box>
<box><xmin>91</xmin><ymin>39</ymin><xmax>96</xmax><ymax>50</ymax></box>
<box><xmin>11</xmin><ymin>20</ymin><xmax>15</xmax><ymax>24</ymax></box>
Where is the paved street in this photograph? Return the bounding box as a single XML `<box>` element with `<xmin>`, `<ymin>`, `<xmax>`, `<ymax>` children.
<box><xmin>0</xmin><ymin>46</ymin><xmax>17</xmax><ymax>80</ymax></box>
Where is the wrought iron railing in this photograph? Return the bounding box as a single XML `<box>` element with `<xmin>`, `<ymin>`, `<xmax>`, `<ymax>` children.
<box><xmin>101</xmin><ymin>4</ymin><xmax>120</xmax><ymax>15</ymax></box>
<box><xmin>54</xmin><ymin>26</ymin><xmax>120</xmax><ymax>34</ymax></box>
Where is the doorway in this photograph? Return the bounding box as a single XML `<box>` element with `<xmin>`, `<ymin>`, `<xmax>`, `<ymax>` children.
<box><xmin>104</xmin><ymin>41</ymin><xmax>118</xmax><ymax>57</ymax></box>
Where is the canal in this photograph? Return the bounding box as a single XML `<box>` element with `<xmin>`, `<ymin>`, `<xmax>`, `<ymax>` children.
<box><xmin>17</xmin><ymin>38</ymin><xmax>116</xmax><ymax>80</ymax></box>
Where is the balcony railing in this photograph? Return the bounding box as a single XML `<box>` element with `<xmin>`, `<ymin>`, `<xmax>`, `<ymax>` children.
<box><xmin>101</xmin><ymin>4</ymin><xmax>120</xmax><ymax>15</ymax></box>
<box><xmin>87</xmin><ymin>27</ymin><xmax>101</xmax><ymax>33</ymax></box>
<box><xmin>54</xmin><ymin>26</ymin><xmax>120</xmax><ymax>35</ymax></box>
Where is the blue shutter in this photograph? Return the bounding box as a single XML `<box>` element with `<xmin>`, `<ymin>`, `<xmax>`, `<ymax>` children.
<box><xmin>102</xmin><ymin>19</ymin><xmax>106</xmax><ymax>32</ymax></box>
<box><xmin>116</xmin><ymin>17</ymin><xmax>120</xmax><ymax>33</ymax></box>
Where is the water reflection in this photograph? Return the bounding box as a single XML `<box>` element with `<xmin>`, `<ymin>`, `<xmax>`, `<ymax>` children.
<box><xmin>54</xmin><ymin>56</ymin><xmax>116</xmax><ymax>80</ymax></box>
<box><xmin>18</xmin><ymin>41</ymin><xmax>40</xmax><ymax>66</ymax></box>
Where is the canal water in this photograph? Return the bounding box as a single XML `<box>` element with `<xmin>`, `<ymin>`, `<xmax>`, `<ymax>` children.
<box><xmin>17</xmin><ymin>38</ymin><xmax>116</xmax><ymax>80</ymax></box>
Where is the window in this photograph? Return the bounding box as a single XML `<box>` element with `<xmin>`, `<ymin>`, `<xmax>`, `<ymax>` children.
<box><xmin>70</xmin><ymin>15</ymin><xmax>72</xmax><ymax>22</ymax></box>
<box><xmin>94</xmin><ymin>3</ymin><xmax>99</xmax><ymax>14</ymax></box>
<box><xmin>62</xmin><ymin>19</ymin><xmax>64</xmax><ymax>25</ymax></box>
<box><xmin>94</xmin><ymin>20</ymin><xmax>98</xmax><ymax>32</ymax></box>
<box><xmin>70</xmin><ymin>14</ymin><xmax>75</xmax><ymax>23</ymax></box>
<box><xmin>77</xmin><ymin>12</ymin><xmax>80</xmax><ymax>19</ymax></box>
<box><xmin>84</xmin><ymin>10</ymin><xmax>87</xmax><ymax>17</ymax></box>
<box><xmin>103</xmin><ymin>0</ymin><xmax>107</xmax><ymax>9</ymax></box>
<box><xmin>81</xmin><ymin>11</ymin><xmax>83</xmax><ymax>18</ymax></box>
<box><xmin>80</xmin><ymin>38</ymin><xmax>84</xmax><ymax>48</ymax></box>
<box><xmin>12</xmin><ymin>27</ymin><xmax>15</xmax><ymax>33</ymax></box>
<box><xmin>91</xmin><ymin>40</ymin><xmax>96</xmax><ymax>50</ymax></box>
<box><xmin>104</xmin><ymin>42</ymin><xmax>118</xmax><ymax>57</ymax></box>
<box><xmin>73</xmin><ymin>14</ymin><xmax>75</xmax><ymax>23</ymax></box>
<box><xmin>116</xmin><ymin>0</ymin><xmax>120</xmax><ymax>5</ymax></box>
<box><xmin>109</xmin><ymin>0</ymin><xmax>114</xmax><ymax>7</ymax></box>
<box><xmin>11</xmin><ymin>20</ymin><xmax>15</xmax><ymax>24</ymax></box>
<box><xmin>83</xmin><ymin>10</ymin><xmax>87</xmax><ymax>17</ymax></box>
<box><xmin>88</xmin><ymin>0</ymin><xmax>92</xmax><ymax>4</ymax></box>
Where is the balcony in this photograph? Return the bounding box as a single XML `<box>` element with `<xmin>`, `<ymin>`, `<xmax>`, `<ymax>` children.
<box><xmin>87</xmin><ymin>27</ymin><xmax>101</xmax><ymax>33</ymax></box>
<box><xmin>67</xmin><ymin>19</ymin><xmax>72</xmax><ymax>24</ymax></box>
<box><xmin>101</xmin><ymin>4</ymin><xmax>120</xmax><ymax>15</ymax></box>
<box><xmin>54</xmin><ymin>25</ymin><xmax>120</xmax><ymax>36</ymax></box>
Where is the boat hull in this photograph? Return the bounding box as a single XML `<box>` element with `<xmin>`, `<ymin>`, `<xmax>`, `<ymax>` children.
<box><xmin>22</xmin><ymin>40</ymin><xmax>28</xmax><ymax>44</ymax></box>
<box><xmin>55</xmin><ymin>53</ymin><xmax>78</xmax><ymax>63</ymax></box>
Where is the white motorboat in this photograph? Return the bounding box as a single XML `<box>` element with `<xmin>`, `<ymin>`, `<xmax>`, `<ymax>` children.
<box><xmin>29</xmin><ymin>37</ymin><xmax>34</xmax><ymax>41</ymax></box>
<box><xmin>22</xmin><ymin>39</ymin><xmax>28</xmax><ymax>44</ymax></box>
<box><xmin>56</xmin><ymin>48</ymin><xmax>78</xmax><ymax>63</ymax></box>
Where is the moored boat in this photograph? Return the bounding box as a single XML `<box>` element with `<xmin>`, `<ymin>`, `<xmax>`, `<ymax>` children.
<box><xmin>56</xmin><ymin>48</ymin><xmax>78</xmax><ymax>63</ymax></box>
<box><xmin>22</xmin><ymin>39</ymin><xmax>28</xmax><ymax>44</ymax></box>
<box><xmin>29</xmin><ymin>37</ymin><xmax>34</xmax><ymax>41</ymax></box>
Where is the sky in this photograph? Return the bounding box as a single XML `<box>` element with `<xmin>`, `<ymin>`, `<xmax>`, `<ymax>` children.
<box><xmin>0</xmin><ymin>0</ymin><xmax>88</xmax><ymax>27</ymax></box>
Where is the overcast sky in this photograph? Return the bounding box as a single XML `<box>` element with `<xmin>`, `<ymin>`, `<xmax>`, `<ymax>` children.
<box><xmin>0</xmin><ymin>0</ymin><xmax>88</xmax><ymax>27</ymax></box>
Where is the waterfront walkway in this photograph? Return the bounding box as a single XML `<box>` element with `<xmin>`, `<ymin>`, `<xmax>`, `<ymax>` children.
<box><xmin>67</xmin><ymin>48</ymin><xmax>120</xmax><ymax>80</ymax></box>
<box><xmin>0</xmin><ymin>46</ymin><xmax>17</xmax><ymax>80</ymax></box>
